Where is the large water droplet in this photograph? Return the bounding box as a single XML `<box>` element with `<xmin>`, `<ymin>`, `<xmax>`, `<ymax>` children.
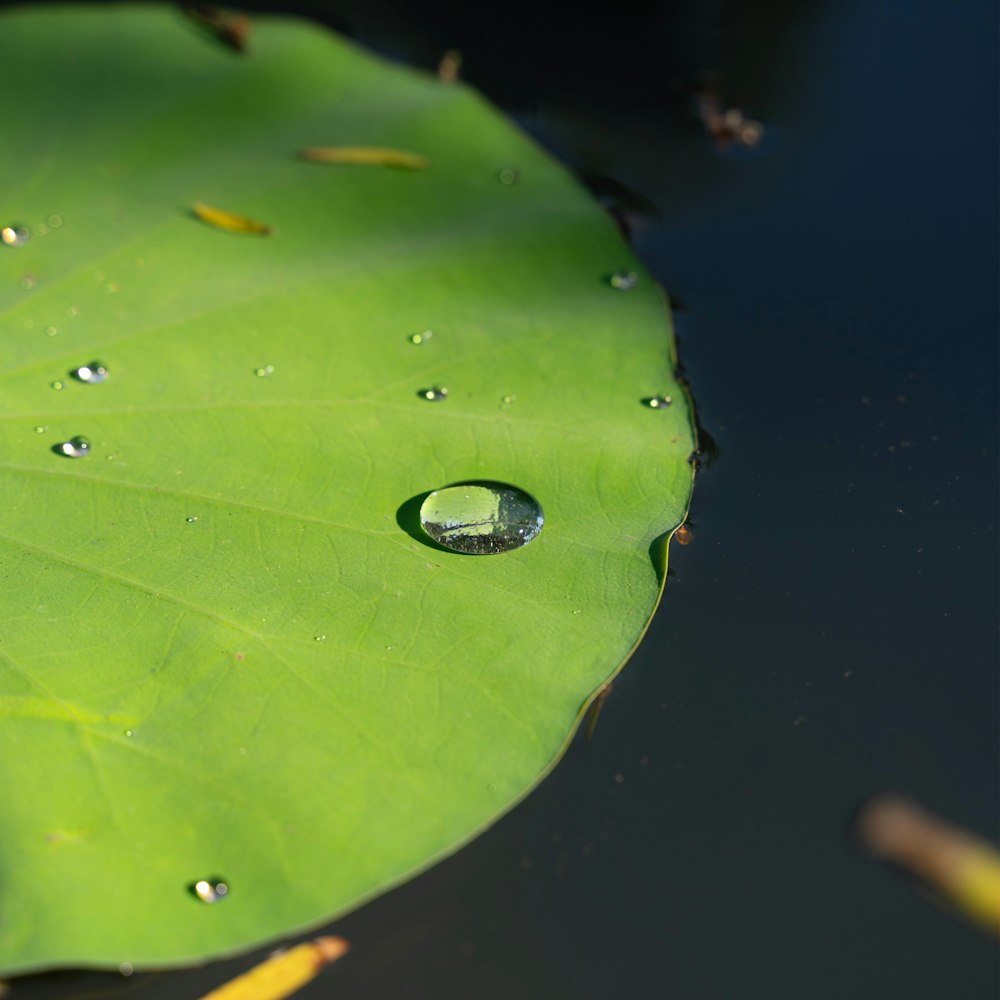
<box><xmin>1</xmin><ymin>225</ymin><xmax>29</xmax><ymax>247</ymax></box>
<box><xmin>71</xmin><ymin>361</ymin><xmax>108</xmax><ymax>384</ymax></box>
<box><xmin>643</xmin><ymin>394</ymin><xmax>673</xmax><ymax>409</ymax></box>
<box><xmin>56</xmin><ymin>436</ymin><xmax>90</xmax><ymax>459</ymax></box>
<box><xmin>191</xmin><ymin>878</ymin><xmax>228</xmax><ymax>904</ymax></box>
<box><xmin>419</xmin><ymin>481</ymin><xmax>544</xmax><ymax>554</ymax></box>
<box><xmin>609</xmin><ymin>270</ymin><xmax>638</xmax><ymax>290</ymax></box>
<box><xmin>419</xmin><ymin>386</ymin><xmax>448</xmax><ymax>401</ymax></box>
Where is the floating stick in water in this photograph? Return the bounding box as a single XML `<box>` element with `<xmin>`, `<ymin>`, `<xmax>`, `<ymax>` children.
<box><xmin>197</xmin><ymin>936</ymin><xmax>349</xmax><ymax>1000</ymax></box>
<box><xmin>857</xmin><ymin>794</ymin><xmax>1000</xmax><ymax>936</ymax></box>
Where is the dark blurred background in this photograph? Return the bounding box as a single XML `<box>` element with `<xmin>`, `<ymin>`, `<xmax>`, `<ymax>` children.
<box><xmin>8</xmin><ymin>1</ymin><xmax>998</xmax><ymax>997</ymax></box>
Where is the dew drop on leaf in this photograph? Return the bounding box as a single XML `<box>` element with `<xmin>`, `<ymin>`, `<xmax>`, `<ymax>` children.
<box><xmin>71</xmin><ymin>361</ymin><xmax>108</xmax><ymax>384</ymax></box>
<box><xmin>254</xmin><ymin>365</ymin><xmax>274</xmax><ymax>377</ymax></box>
<box><xmin>191</xmin><ymin>879</ymin><xmax>228</xmax><ymax>904</ymax></box>
<box><xmin>609</xmin><ymin>270</ymin><xmax>638</xmax><ymax>290</ymax></box>
<box><xmin>643</xmin><ymin>394</ymin><xmax>672</xmax><ymax>409</ymax></box>
<box><xmin>50</xmin><ymin>381</ymin><xmax>64</xmax><ymax>391</ymax></box>
<box><xmin>498</xmin><ymin>167</ymin><xmax>519</xmax><ymax>185</ymax></box>
<box><xmin>418</xmin><ymin>386</ymin><xmax>448</xmax><ymax>401</ymax></box>
<box><xmin>419</xmin><ymin>481</ymin><xmax>544</xmax><ymax>554</ymax></box>
<box><xmin>1</xmin><ymin>225</ymin><xmax>29</xmax><ymax>247</ymax></box>
<box><xmin>56</xmin><ymin>436</ymin><xmax>90</xmax><ymax>458</ymax></box>
<box><xmin>408</xmin><ymin>330</ymin><xmax>432</xmax><ymax>345</ymax></box>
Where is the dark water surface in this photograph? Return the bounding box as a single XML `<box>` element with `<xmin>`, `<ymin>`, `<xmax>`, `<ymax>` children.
<box><xmin>11</xmin><ymin>1</ymin><xmax>998</xmax><ymax>997</ymax></box>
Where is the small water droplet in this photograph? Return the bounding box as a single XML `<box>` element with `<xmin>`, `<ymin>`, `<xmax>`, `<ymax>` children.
<box><xmin>45</xmin><ymin>326</ymin><xmax>58</xmax><ymax>337</ymax></box>
<box><xmin>314</xmin><ymin>634</ymin><xmax>326</xmax><ymax>641</ymax></box>
<box><xmin>118</xmin><ymin>962</ymin><xmax>134</xmax><ymax>977</ymax></box>
<box><xmin>104</xmin><ymin>281</ymin><xmax>119</xmax><ymax>294</ymax></box>
<box><xmin>408</xmin><ymin>330</ymin><xmax>433</xmax><ymax>345</ymax></box>
<box><xmin>418</xmin><ymin>386</ymin><xmax>448</xmax><ymax>401</ymax></box>
<box><xmin>1</xmin><ymin>225</ymin><xmax>29</xmax><ymax>247</ymax></box>
<box><xmin>50</xmin><ymin>380</ymin><xmax>65</xmax><ymax>391</ymax></box>
<box><xmin>71</xmin><ymin>361</ymin><xmax>108</xmax><ymax>384</ymax></box>
<box><xmin>254</xmin><ymin>365</ymin><xmax>274</xmax><ymax>377</ymax></box>
<box><xmin>66</xmin><ymin>306</ymin><xmax>79</xmax><ymax>317</ymax></box>
<box><xmin>35</xmin><ymin>222</ymin><xmax>49</xmax><ymax>237</ymax></box>
<box><xmin>34</xmin><ymin>425</ymin><xmax>47</xmax><ymax>434</ymax></box>
<box><xmin>500</xmin><ymin>394</ymin><xmax>517</xmax><ymax>406</ymax></box>
<box><xmin>643</xmin><ymin>394</ymin><xmax>672</xmax><ymax>409</ymax></box>
<box><xmin>609</xmin><ymin>271</ymin><xmax>638</xmax><ymax>290</ymax></box>
<box><xmin>124</xmin><ymin>729</ymin><xmax>134</xmax><ymax>737</ymax></box>
<box><xmin>498</xmin><ymin>167</ymin><xmax>519</xmax><ymax>185</ymax></box>
<box><xmin>191</xmin><ymin>878</ymin><xmax>228</xmax><ymax>904</ymax></box>
<box><xmin>419</xmin><ymin>481</ymin><xmax>544</xmax><ymax>554</ymax></box>
<box><xmin>48</xmin><ymin>214</ymin><xmax>63</xmax><ymax>229</ymax></box>
<box><xmin>19</xmin><ymin>273</ymin><xmax>35</xmax><ymax>289</ymax></box>
<box><xmin>384</xmin><ymin>644</ymin><xmax>393</xmax><ymax>651</ymax></box>
<box><xmin>185</xmin><ymin>516</ymin><xmax>199</xmax><ymax>523</ymax></box>
<box><xmin>56</xmin><ymin>436</ymin><xmax>91</xmax><ymax>459</ymax></box>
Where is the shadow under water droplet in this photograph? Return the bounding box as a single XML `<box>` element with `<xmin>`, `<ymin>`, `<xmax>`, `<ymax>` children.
<box><xmin>396</xmin><ymin>492</ymin><xmax>451</xmax><ymax>553</ymax></box>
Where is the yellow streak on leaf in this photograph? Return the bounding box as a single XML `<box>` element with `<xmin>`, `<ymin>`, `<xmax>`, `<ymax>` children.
<box><xmin>299</xmin><ymin>146</ymin><xmax>429</xmax><ymax>170</ymax></box>
<box><xmin>191</xmin><ymin>202</ymin><xmax>272</xmax><ymax>235</ymax></box>
<box><xmin>197</xmin><ymin>937</ymin><xmax>349</xmax><ymax>1000</ymax></box>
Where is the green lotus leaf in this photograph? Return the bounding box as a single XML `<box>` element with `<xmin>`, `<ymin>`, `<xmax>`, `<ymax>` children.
<box><xmin>0</xmin><ymin>5</ymin><xmax>694</xmax><ymax>973</ymax></box>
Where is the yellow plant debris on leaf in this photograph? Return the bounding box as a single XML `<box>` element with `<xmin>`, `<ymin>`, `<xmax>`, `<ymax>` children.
<box><xmin>299</xmin><ymin>146</ymin><xmax>429</xmax><ymax>170</ymax></box>
<box><xmin>191</xmin><ymin>202</ymin><xmax>272</xmax><ymax>235</ymax></box>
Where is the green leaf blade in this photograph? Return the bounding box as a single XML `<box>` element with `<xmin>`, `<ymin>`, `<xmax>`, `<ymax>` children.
<box><xmin>0</xmin><ymin>6</ymin><xmax>693</xmax><ymax>973</ymax></box>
